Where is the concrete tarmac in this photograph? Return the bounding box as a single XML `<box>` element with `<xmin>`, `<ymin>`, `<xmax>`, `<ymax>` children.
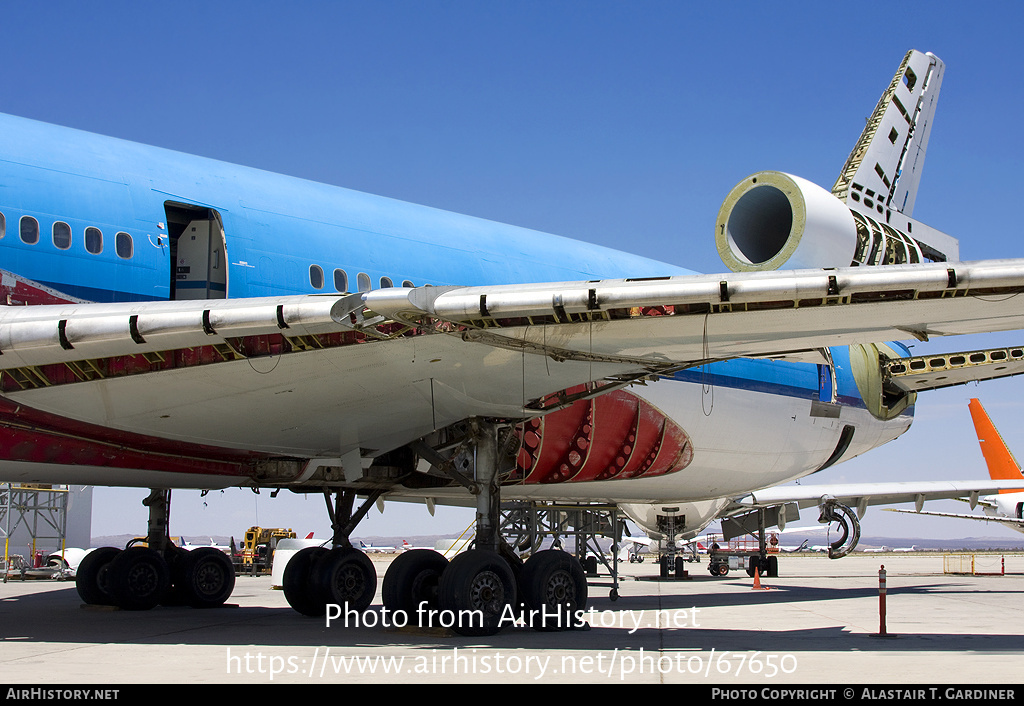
<box><xmin>1</xmin><ymin>552</ymin><xmax>1022</xmax><ymax>685</ymax></box>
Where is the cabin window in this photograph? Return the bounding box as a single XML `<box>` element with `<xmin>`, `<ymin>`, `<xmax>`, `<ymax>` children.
<box><xmin>85</xmin><ymin>227</ymin><xmax>103</xmax><ymax>254</ymax></box>
<box><xmin>333</xmin><ymin>268</ymin><xmax>348</xmax><ymax>292</ymax></box>
<box><xmin>20</xmin><ymin>216</ymin><xmax>39</xmax><ymax>244</ymax></box>
<box><xmin>309</xmin><ymin>264</ymin><xmax>324</xmax><ymax>289</ymax></box>
<box><xmin>380</xmin><ymin>276</ymin><xmax>393</xmax><ymax>288</ymax></box>
<box><xmin>115</xmin><ymin>231</ymin><xmax>133</xmax><ymax>259</ymax></box>
<box><xmin>53</xmin><ymin>221</ymin><xmax>72</xmax><ymax>250</ymax></box>
<box><xmin>402</xmin><ymin>280</ymin><xmax>414</xmax><ymax>288</ymax></box>
<box><xmin>0</xmin><ymin>211</ymin><xmax>5</xmax><ymax>239</ymax></box>
<box><xmin>357</xmin><ymin>272</ymin><xmax>371</xmax><ymax>292</ymax></box>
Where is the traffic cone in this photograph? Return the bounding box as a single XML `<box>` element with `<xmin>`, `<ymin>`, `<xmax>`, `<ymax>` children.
<box><xmin>752</xmin><ymin>568</ymin><xmax>770</xmax><ymax>590</ymax></box>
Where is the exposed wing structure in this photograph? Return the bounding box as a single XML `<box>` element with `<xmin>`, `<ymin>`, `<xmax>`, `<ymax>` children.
<box><xmin>3</xmin><ymin>259</ymin><xmax>1024</xmax><ymax>467</ymax></box>
<box><xmin>367</xmin><ymin>259</ymin><xmax>1024</xmax><ymax>365</ymax></box>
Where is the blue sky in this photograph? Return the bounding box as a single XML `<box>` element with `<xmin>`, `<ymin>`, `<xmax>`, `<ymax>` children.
<box><xmin>3</xmin><ymin>2</ymin><xmax>1024</xmax><ymax>540</ymax></box>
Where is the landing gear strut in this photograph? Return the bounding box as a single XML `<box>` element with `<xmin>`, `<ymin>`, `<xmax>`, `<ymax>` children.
<box><xmin>656</xmin><ymin>513</ymin><xmax>689</xmax><ymax>580</ymax></box>
<box><xmin>384</xmin><ymin>418</ymin><xmax>588</xmax><ymax>634</ymax></box>
<box><xmin>818</xmin><ymin>496</ymin><xmax>861</xmax><ymax>559</ymax></box>
<box><xmin>283</xmin><ymin>487</ymin><xmax>385</xmax><ymax>617</ymax></box>
<box><xmin>75</xmin><ymin>489</ymin><xmax>235</xmax><ymax>611</ymax></box>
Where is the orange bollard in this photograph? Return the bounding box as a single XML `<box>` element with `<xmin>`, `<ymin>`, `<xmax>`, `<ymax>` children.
<box><xmin>871</xmin><ymin>564</ymin><xmax>897</xmax><ymax>638</ymax></box>
<box><xmin>878</xmin><ymin>564</ymin><xmax>887</xmax><ymax>635</ymax></box>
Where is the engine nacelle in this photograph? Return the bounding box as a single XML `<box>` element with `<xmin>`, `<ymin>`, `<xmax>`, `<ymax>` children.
<box><xmin>993</xmin><ymin>493</ymin><xmax>1024</xmax><ymax>520</ymax></box>
<box><xmin>716</xmin><ymin>171</ymin><xmax>931</xmax><ymax>272</ymax></box>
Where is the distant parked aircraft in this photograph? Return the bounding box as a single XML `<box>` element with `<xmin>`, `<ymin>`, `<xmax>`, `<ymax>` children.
<box><xmin>887</xmin><ymin>399</ymin><xmax>1024</xmax><ymax>534</ymax></box>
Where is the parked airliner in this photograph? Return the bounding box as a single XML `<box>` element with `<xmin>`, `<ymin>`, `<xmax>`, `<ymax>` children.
<box><xmin>1</xmin><ymin>49</ymin><xmax>1024</xmax><ymax>634</ymax></box>
<box><xmin>888</xmin><ymin>398</ymin><xmax>1024</xmax><ymax>533</ymax></box>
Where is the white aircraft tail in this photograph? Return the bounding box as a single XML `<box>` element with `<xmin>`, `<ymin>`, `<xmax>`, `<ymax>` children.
<box><xmin>831</xmin><ymin>50</ymin><xmax>957</xmax><ymax>262</ymax></box>
<box><xmin>715</xmin><ymin>49</ymin><xmax>957</xmax><ymax>273</ymax></box>
<box><xmin>833</xmin><ymin>50</ymin><xmax>944</xmax><ymax>219</ymax></box>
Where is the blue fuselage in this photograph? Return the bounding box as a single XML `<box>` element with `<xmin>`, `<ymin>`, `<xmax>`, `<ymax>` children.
<box><xmin>0</xmin><ymin>112</ymin><xmax>883</xmax><ymax>416</ymax></box>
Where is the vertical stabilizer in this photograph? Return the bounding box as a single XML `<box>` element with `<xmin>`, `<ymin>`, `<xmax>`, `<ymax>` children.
<box><xmin>833</xmin><ymin>50</ymin><xmax>944</xmax><ymax>219</ymax></box>
<box><xmin>968</xmin><ymin>399</ymin><xmax>1024</xmax><ymax>492</ymax></box>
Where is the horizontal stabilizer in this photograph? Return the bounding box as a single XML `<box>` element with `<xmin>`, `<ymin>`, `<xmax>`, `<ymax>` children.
<box><xmin>883</xmin><ymin>345</ymin><xmax>1024</xmax><ymax>393</ymax></box>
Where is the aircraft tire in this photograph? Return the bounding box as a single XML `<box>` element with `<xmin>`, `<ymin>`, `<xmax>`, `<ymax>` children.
<box><xmin>519</xmin><ymin>550</ymin><xmax>588</xmax><ymax>631</ymax></box>
<box><xmin>382</xmin><ymin>549</ymin><xmax>448</xmax><ymax>622</ymax></box>
<box><xmin>283</xmin><ymin>546</ymin><xmax>329</xmax><ymax>617</ymax></box>
<box><xmin>437</xmin><ymin>549</ymin><xmax>516</xmax><ymax>637</ymax></box>
<box><xmin>75</xmin><ymin>547</ymin><xmax>120</xmax><ymax>606</ymax></box>
<box><xmin>178</xmin><ymin>547</ymin><xmax>236</xmax><ymax>608</ymax></box>
<box><xmin>107</xmin><ymin>546</ymin><xmax>171</xmax><ymax>611</ymax></box>
<box><xmin>312</xmin><ymin>547</ymin><xmax>377</xmax><ymax>613</ymax></box>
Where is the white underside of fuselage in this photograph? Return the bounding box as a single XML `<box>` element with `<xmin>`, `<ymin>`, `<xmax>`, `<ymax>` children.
<box><xmin>0</xmin><ymin>347</ymin><xmax>912</xmax><ymax>522</ymax></box>
<box><xmin>397</xmin><ymin>378</ymin><xmax>913</xmax><ymax>504</ymax></box>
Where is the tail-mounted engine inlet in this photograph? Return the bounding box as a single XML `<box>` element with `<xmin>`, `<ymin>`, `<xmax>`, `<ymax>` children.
<box><xmin>716</xmin><ymin>171</ymin><xmax>952</xmax><ymax>272</ymax></box>
<box><xmin>817</xmin><ymin>496</ymin><xmax>861</xmax><ymax>559</ymax></box>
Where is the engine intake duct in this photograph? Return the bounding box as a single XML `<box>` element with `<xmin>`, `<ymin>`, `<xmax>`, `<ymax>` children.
<box><xmin>716</xmin><ymin>171</ymin><xmax>940</xmax><ymax>272</ymax></box>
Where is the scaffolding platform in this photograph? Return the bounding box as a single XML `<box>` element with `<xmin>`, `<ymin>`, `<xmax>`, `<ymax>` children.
<box><xmin>1</xmin><ymin>484</ymin><xmax>70</xmax><ymax>582</ymax></box>
<box><xmin>500</xmin><ymin>501</ymin><xmax>622</xmax><ymax>600</ymax></box>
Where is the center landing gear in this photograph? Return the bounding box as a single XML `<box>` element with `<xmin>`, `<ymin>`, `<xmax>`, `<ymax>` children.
<box><xmin>283</xmin><ymin>488</ymin><xmax>384</xmax><ymax>617</ymax></box>
<box><xmin>383</xmin><ymin>419</ymin><xmax>589</xmax><ymax>635</ymax></box>
<box><xmin>75</xmin><ymin>489</ymin><xmax>235</xmax><ymax>611</ymax></box>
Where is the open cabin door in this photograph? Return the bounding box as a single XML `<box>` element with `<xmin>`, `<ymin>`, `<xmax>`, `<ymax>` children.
<box><xmin>165</xmin><ymin>202</ymin><xmax>228</xmax><ymax>300</ymax></box>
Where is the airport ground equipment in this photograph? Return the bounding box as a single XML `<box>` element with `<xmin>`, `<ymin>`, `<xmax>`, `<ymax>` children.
<box><xmin>1</xmin><ymin>484</ymin><xmax>68</xmax><ymax>582</ymax></box>
<box><xmin>704</xmin><ymin>532</ymin><xmax>781</xmax><ymax>578</ymax></box>
<box><xmin>499</xmin><ymin>500</ymin><xmax>621</xmax><ymax>600</ymax></box>
<box><xmin>235</xmin><ymin>526</ymin><xmax>296</xmax><ymax>575</ymax></box>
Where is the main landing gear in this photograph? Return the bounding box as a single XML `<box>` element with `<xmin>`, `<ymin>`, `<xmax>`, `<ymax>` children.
<box><xmin>282</xmin><ymin>487</ymin><xmax>384</xmax><ymax>617</ymax></box>
<box><xmin>287</xmin><ymin>419</ymin><xmax>589</xmax><ymax>636</ymax></box>
<box><xmin>75</xmin><ymin>489</ymin><xmax>235</xmax><ymax>611</ymax></box>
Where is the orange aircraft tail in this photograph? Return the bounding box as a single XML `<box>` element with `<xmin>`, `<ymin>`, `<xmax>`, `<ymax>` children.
<box><xmin>968</xmin><ymin>398</ymin><xmax>1024</xmax><ymax>492</ymax></box>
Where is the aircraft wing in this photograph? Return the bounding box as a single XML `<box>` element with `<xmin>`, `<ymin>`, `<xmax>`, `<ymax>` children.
<box><xmin>4</xmin><ymin>259</ymin><xmax>1024</xmax><ymax>466</ymax></box>
<box><xmin>623</xmin><ymin>536</ymin><xmax>654</xmax><ymax>547</ymax></box>
<box><xmin>719</xmin><ymin>479</ymin><xmax>1024</xmax><ymax>547</ymax></box>
<box><xmin>365</xmin><ymin>259</ymin><xmax>1024</xmax><ymax>367</ymax></box>
<box><xmin>884</xmin><ymin>508</ymin><xmax>1024</xmax><ymax>527</ymax></box>
<box><xmin>732</xmin><ymin>480</ymin><xmax>1024</xmax><ymax>514</ymax></box>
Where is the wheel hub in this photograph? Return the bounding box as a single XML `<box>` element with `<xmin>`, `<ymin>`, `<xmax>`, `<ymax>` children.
<box><xmin>545</xmin><ymin>570</ymin><xmax>574</xmax><ymax>603</ymax></box>
<box><xmin>469</xmin><ymin>570</ymin><xmax>505</xmax><ymax>611</ymax></box>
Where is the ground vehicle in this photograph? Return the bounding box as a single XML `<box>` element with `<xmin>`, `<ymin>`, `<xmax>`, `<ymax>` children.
<box><xmin>234</xmin><ymin>527</ymin><xmax>296</xmax><ymax>575</ymax></box>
